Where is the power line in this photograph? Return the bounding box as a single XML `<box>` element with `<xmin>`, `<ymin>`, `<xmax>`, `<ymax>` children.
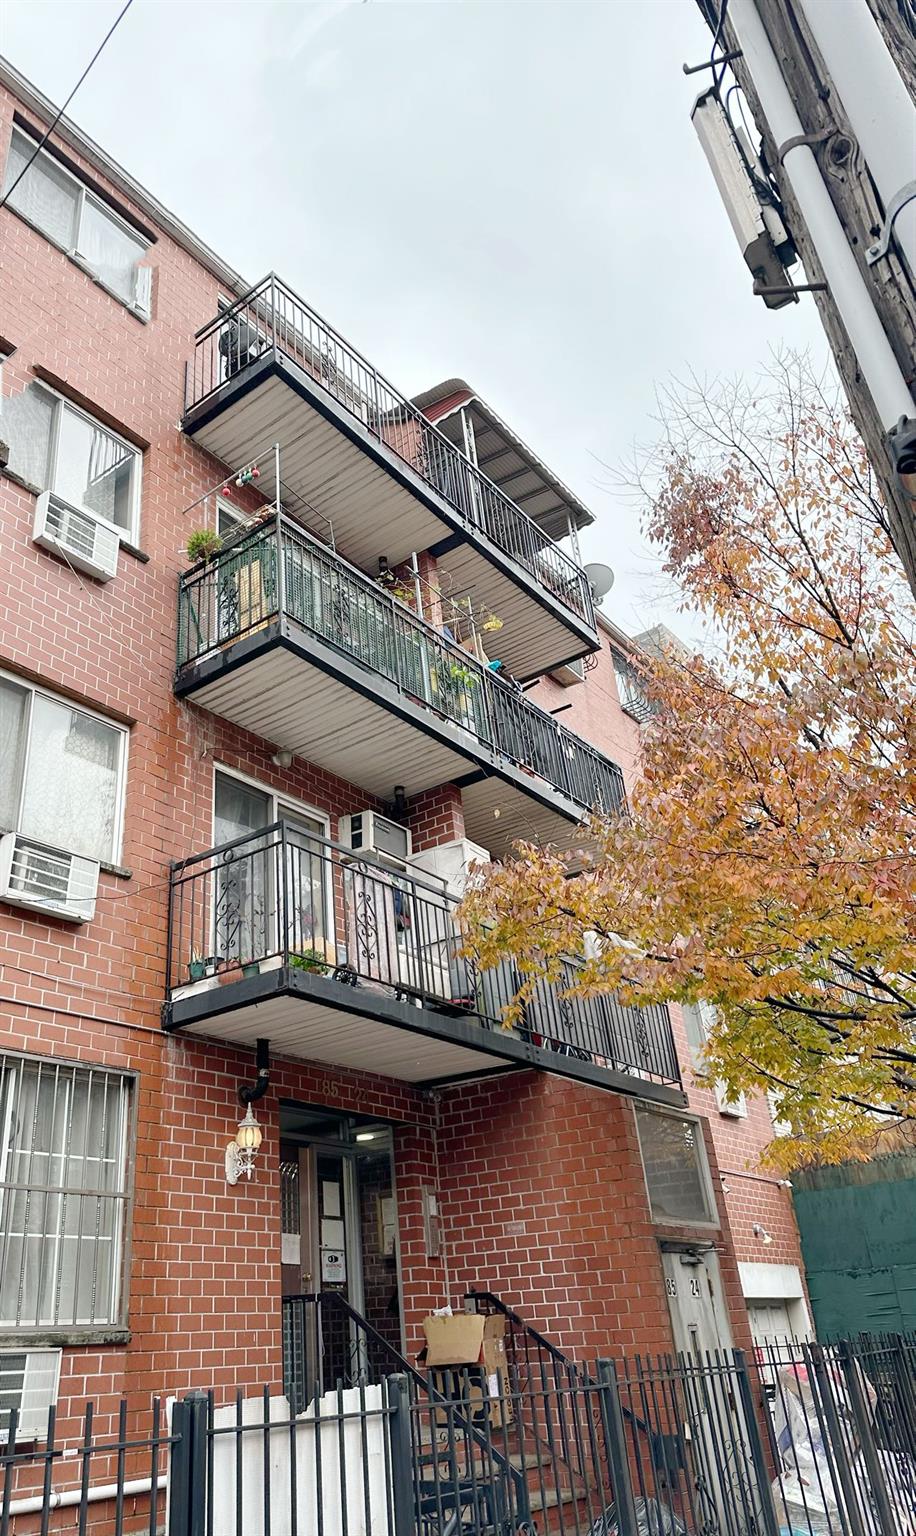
<box><xmin>0</xmin><ymin>0</ymin><xmax>135</xmax><ymax>214</ymax></box>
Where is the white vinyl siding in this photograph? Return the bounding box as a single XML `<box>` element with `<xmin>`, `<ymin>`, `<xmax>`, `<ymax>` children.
<box><xmin>3</xmin><ymin>129</ymin><xmax>151</xmax><ymax>316</ymax></box>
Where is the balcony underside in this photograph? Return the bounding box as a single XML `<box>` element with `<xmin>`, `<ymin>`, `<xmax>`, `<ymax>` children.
<box><xmin>182</xmin><ymin>354</ymin><xmax>597</xmax><ymax>680</ymax></box>
<box><xmin>175</xmin><ymin>621</ymin><xmax>591</xmax><ymax>859</ymax></box>
<box><xmin>164</xmin><ymin>967</ymin><xmax>685</xmax><ymax>1102</ymax></box>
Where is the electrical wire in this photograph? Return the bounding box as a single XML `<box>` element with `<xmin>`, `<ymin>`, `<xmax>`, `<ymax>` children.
<box><xmin>0</xmin><ymin>0</ymin><xmax>135</xmax><ymax>214</ymax></box>
<box><xmin>710</xmin><ymin>0</ymin><xmax>732</xmax><ymax>92</ymax></box>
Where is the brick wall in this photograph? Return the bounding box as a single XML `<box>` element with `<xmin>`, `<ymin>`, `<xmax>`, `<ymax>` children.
<box><xmin>0</xmin><ymin>71</ymin><xmax>760</xmax><ymax>1445</ymax></box>
<box><xmin>406</xmin><ymin>781</ymin><xmax>465</xmax><ymax>850</ymax></box>
<box><xmin>427</xmin><ymin>1071</ymin><xmax>754</xmax><ymax>1360</ymax></box>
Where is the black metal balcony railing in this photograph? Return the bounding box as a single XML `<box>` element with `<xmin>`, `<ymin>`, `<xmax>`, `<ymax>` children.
<box><xmin>185</xmin><ymin>275</ymin><xmax>595</xmax><ymax>631</ymax></box>
<box><xmin>177</xmin><ymin>512</ymin><xmax>625</xmax><ymax>818</ymax></box>
<box><xmin>166</xmin><ymin>821</ymin><xmax>681</xmax><ymax>1087</ymax></box>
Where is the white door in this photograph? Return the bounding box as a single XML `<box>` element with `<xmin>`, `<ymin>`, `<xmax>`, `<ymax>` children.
<box><xmin>662</xmin><ymin>1248</ymin><xmax>734</xmax><ymax>1358</ymax></box>
<box><xmin>662</xmin><ymin>1249</ymin><xmax>753</xmax><ymax>1534</ymax></box>
<box><xmin>748</xmin><ymin>1300</ymin><xmax>794</xmax><ymax>1347</ymax></box>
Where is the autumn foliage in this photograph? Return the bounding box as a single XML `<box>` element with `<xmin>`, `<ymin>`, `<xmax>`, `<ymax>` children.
<box><xmin>461</xmin><ymin>360</ymin><xmax>916</xmax><ymax>1168</ymax></box>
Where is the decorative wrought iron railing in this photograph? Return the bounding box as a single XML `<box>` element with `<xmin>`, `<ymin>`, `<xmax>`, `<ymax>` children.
<box><xmin>184</xmin><ymin>274</ymin><xmax>596</xmax><ymax>631</ymax></box>
<box><xmin>177</xmin><ymin>512</ymin><xmax>625</xmax><ymax>821</ymax></box>
<box><xmin>165</xmin><ymin>821</ymin><xmax>681</xmax><ymax>1088</ymax></box>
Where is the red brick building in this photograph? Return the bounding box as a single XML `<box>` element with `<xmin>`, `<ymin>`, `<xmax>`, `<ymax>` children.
<box><xmin>0</xmin><ymin>55</ymin><xmax>801</xmax><ymax>1450</ymax></box>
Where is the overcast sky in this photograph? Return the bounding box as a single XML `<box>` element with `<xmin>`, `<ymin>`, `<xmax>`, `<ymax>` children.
<box><xmin>1</xmin><ymin>0</ymin><xmax>828</xmax><ymax>636</ymax></box>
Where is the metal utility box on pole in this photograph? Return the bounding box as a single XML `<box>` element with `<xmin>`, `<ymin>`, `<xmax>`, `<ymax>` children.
<box><xmin>691</xmin><ymin>0</ymin><xmax>916</xmax><ymax>596</ymax></box>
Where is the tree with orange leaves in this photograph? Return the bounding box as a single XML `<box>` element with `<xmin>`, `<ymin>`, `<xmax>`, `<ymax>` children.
<box><xmin>460</xmin><ymin>357</ymin><xmax>916</xmax><ymax>1169</ymax></box>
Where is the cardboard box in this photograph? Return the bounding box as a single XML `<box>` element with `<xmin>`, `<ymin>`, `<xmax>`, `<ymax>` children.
<box><xmin>422</xmin><ymin>1314</ymin><xmax>512</xmax><ymax>1428</ymax></box>
<box><xmin>422</xmin><ymin>1312</ymin><xmax>485</xmax><ymax>1367</ymax></box>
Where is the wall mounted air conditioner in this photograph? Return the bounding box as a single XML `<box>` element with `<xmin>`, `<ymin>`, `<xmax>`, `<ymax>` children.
<box><xmin>409</xmin><ymin>838</ymin><xmax>490</xmax><ymax>897</ymax></box>
<box><xmin>0</xmin><ymin>1349</ymin><xmax>61</xmax><ymax>1441</ymax></box>
<box><xmin>714</xmin><ymin>1080</ymin><xmax>748</xmax><ymax>1118</ymax></box>
<box><xmin>550</xmin><ymin>656</ymin><xmax>585</xmax><ymax>688</ymax></box>
<box><xmin>0</xmin><ymin>833</ymin><xmax>100</xmax><ymax>922</ymax></box>
<box><xmin>33</xmin><ymin>491</ymin><xmax>120</xmax><ymax>582</ymax></box>
<box><xmin>338</xmin><ymin>811</ymin><xmax>412</xmax><ymax>867</ymax></box>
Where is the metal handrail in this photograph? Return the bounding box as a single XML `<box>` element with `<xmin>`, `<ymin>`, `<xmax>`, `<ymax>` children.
<box><xmin>176</xmin><ymin>511</ymin><xmax>625</xmax><ymax>820</ymax></box>
<box><xmin>185</xmin><ymin>274</ymin><xmax>596</xmax><ymax>630</ymax></box>
<box><xmin>281</xmin><ymin>1291</ymin><xmax>530</xmax><ymax>1519</ymax></box>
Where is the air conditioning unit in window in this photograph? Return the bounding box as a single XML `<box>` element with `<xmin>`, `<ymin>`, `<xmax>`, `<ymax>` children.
<box><xmin>0</xmin><ymin>832</ymin><xmax>100</xmax><ymax>922</ymax></box>
<box><xmin>550</xmin><ymin>656</ymin><xmax>585</xmax><ymax>687</ymax></box>
<box><xmin>33</xmin><ymin>491</ymin><xmax>120</xmax><ymax>582</ymax></box>
<box><xmin>714</xmin><ymin>1080</ymin><xmax>748</xmax><ymax>1118</ymax></box>
<box><xmin>0</xmin><ymin>1349</ymin><xmax>61</xmax><ymax>1441</ymax></box>
<box><xmin>338</xmin><ymin>811</ymin><xmax>412</xmax><ymax>868</ymax></box>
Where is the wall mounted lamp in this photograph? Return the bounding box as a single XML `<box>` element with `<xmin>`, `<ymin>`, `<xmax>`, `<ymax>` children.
<box><xmin>753</xmin><ymin>1223</ymin><xmax>774</xmax><ymax>1247</ymax></box>
<box><xmin>225</xmin><ymin>1038</ymin><xmax>270</xmax><ymax>1186</ymax></box>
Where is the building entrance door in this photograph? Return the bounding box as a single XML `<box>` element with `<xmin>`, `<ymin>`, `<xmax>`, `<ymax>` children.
<box><xmin>661</xmin><ymin>1247</ymin><xmax>752</xmax><ymax>1530</ymax></box>
<box><xmin>280</xmin><ymin>1107</ymin><xmax>401</xmax><ymax>1403</ymax></box>
<box><xmin>661</xmin><ymin>1246</ymin><xmax>733</xmax><ymax>1358</ymax></box>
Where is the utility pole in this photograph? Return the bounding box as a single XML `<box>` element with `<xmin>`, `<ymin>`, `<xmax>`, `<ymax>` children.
<box><xmin>691</xmin><ymin>0</ymin><xmax>916</xmax><ymax>597</ymax></box>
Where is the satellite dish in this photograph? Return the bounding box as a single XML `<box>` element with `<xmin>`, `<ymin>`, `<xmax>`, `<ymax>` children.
<box><xmin>584</xmin><ymin>562</ymin><xmax>615</xmax><ymax>605</ymax></box>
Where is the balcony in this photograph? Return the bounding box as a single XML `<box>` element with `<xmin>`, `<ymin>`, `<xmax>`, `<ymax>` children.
<box><xmin>175</xmin><ymin>513</ymin><xmax>625</xmax><ymax>859</ymax></box>
<box><xmin>164</xmin><ymin>821</ymin><xmax>683</xmax><ymax>1100</ymax></box>
<box><xmin>182</xmin><ymin>277</ymin><xmax>598</xmax><ymax>680</ymax></box>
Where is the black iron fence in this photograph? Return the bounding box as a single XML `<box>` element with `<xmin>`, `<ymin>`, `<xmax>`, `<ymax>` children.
<box><xmin>185</xmin><ymin>275</ymin><xmax>595</xmax><ymax>631</ymax></box>
<box><xmin>3</xmin><ymin>1332</ymin><xmax>915</xmax><ymax>1534</ymax></box>
<box><xmin>176</xmin><ymin>510</ymin><xmax>624</xmax><ymax>820</ymax></box>
<box><xmin>166</xmin><ymin>820</ymin><xmax>681</xmax><ymax>1087</ymax></box>
<box><xmin>0</xmin><ymin>1397</ymin><xmax>172</xmax><ymax>1535</ymax></box>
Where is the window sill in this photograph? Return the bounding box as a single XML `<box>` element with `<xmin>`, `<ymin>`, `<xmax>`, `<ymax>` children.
<box><xmin>100</xmin><ymin>859</ymin><xmax>133</xmax><ymax>880</ymax></box>
<box><xmin>69</xmin><ymin>254</ymin><xmax>150</xmax><ymax>323</ymax></box>
<box><xmin>0</xmin><ymin>1326</ymin><xmax>130</xmax><ymax>1348</ymax></box>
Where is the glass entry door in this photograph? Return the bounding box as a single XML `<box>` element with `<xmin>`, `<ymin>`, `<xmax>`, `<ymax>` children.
<box><xmin>279</xmin><ymin>1108</ymin><xmax>401</xmax><ymax>1404</ymax></box>
<box><xmin>213</xmin><ymin>772</ymin><xmax>328</xmax><ymax>967</ymax></box>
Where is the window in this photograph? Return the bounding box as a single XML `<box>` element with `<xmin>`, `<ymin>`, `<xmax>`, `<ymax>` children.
<box><xmin>217</xmin><ymin>496</ymin><xmax>247</xmax><ymax>538</ymax></box>
<box><xmin>611</xmin><ymin>650</ymin><xmax>654</xmax><ymax>724</ymax></box>
<box><xmin>2</xmin><ymin>384</ymin><xmax>141</xmax><ymax>541</ymax></box>
<box><xmin>681</xmin><ymin>1002</ymin><xmax>710</xmax><ymax>1073</ymax></box>
<box><xmin>0</xmin><ymin>674</ymin><xmax>127</xmax><ymax>864</ymax></box>
<box><xmin>3</xmin><ymin>129</ymin><xmax>151</xmax><ymax>316</ymax></box>
<box><xmin>635</xmin><ymin>1105</ymin><xmax>718</xmax><ymax>1225</ymax></box>
<box><xmin>680</xmin><ymin>1003</ymin><xmax>747</xmax><ymax>1116</ymax></box>
<box><xmin>0</xmin><ymin>1055</ymin><xmax>132</xmax><ymax>1332</ymax></box>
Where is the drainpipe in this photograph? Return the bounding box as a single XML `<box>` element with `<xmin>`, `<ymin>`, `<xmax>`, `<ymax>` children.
<box><xmin>239</xmin><ymin>1037</ymin><xmax>270</xmax><ymax>1105</ymax></box>
<box><xmin>7</xmin><ymin>1478</ymin><xmax>162</xmax><ymax>1517</ymax></box>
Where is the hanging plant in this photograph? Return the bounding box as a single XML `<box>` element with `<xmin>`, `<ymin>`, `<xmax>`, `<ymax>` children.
<box><xmin>481</xmin><ymin>614</ymin><xmax>504</xmax><ymax>633</ymax></box>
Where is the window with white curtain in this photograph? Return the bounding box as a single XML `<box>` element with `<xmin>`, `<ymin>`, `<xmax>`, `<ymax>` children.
<box><xmin>3</xmin><ymin>129</ymin><xmax>151</xmax><ymax>316</ymax></box>
<box><xmin>1</xmin><ymin>383</ymin><xmax>141</xmax><ymax>540</ymax></box>
<box><xmin>0</xmin><ymin>1054</ymin><xmax>132</xmax><ymax>1332</ymax></box>
<box><xmin>0</xmin><ymin>674</ymin><xmax>126</xmax><ymax>864</ymax></box>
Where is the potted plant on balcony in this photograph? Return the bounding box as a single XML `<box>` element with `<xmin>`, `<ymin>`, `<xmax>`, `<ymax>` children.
<box><xmin>186</xmin><ymin>528</ymin><xmax>222</xmax><ymax>565</ymax></box>
<box><xmin>434</xmin><ymin>658</ymin><xmax>480</xmax><ymax>726</ymax></box>
<box><xmin>187</xmin><ymin>948</ymin><xmax>224</xmax><ymax>983</ymax></box>
<box><xmin>290</xmin><ymin>947</ymin><xmax>329</xmax><ymax>975</ymax></box>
